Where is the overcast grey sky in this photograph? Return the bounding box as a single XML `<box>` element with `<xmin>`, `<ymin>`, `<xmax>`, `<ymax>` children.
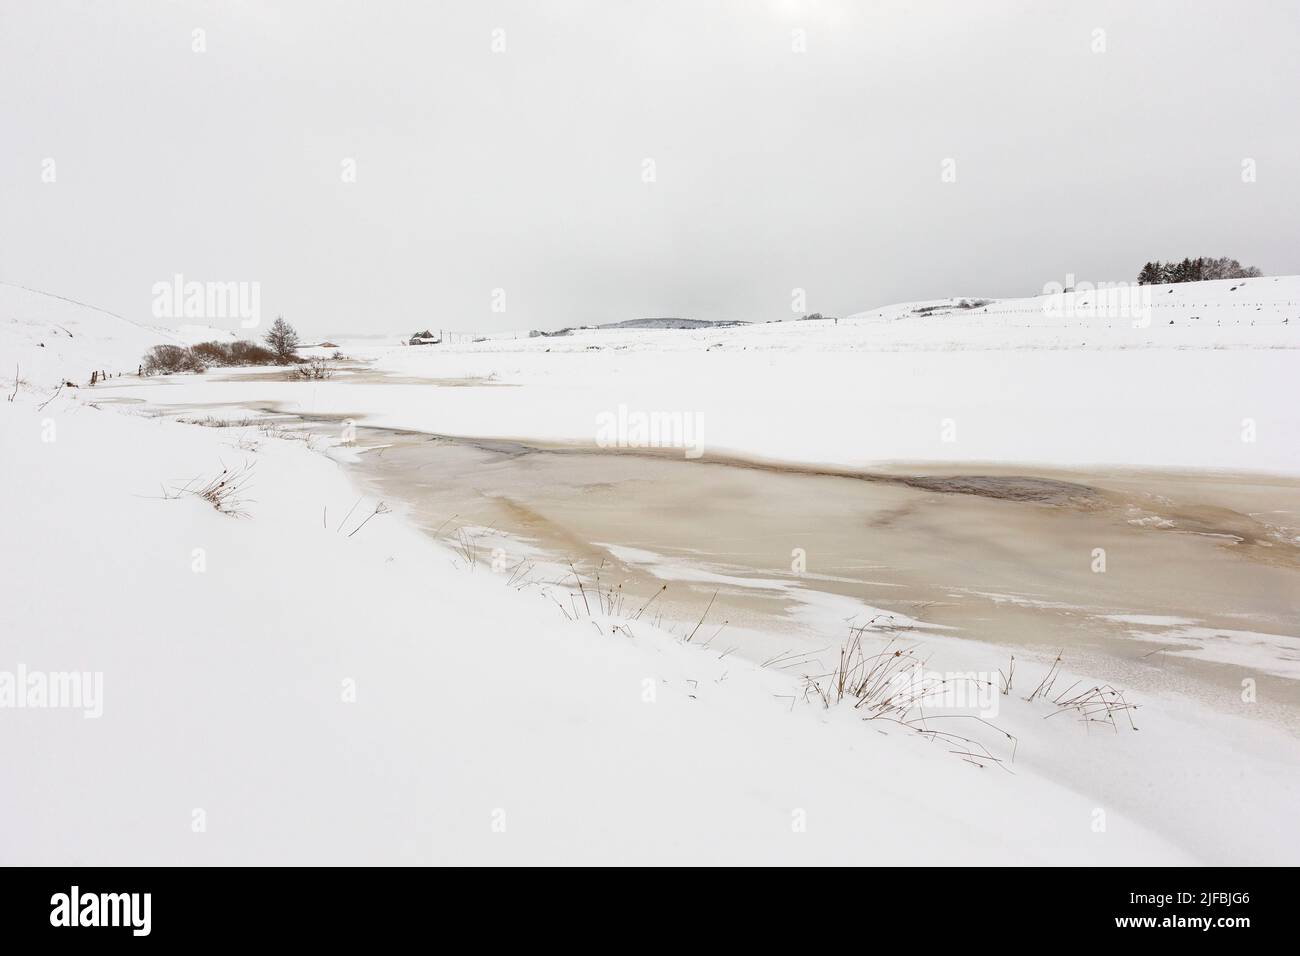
<box><xmin>2</xmin><ymin>0</ymin><xmax>1297</xmax><ymax>335</ymax></box>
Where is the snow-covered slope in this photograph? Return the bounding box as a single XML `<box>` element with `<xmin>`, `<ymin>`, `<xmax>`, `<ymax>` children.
<box><xmin>164</xmin><ymin>324</ymin><xmax>243</xmax><ymax>346</ymax></box>
<box><xmin>848</xmin><ymin>275</ymin><xmax>1296</xmax><ymax>321</ymax></box>
<box><xmin>0</xmin><ymin>282</ymin><xmax>245</xmax><ymax>385</ymax></box>
<box><xmin>338</xmin><ymin>275</ymin><xmax>1299</xmax><ymax>358</ymax></box>
<box><xmin>196</xmin><ymin>275</ymin><xmax>1291</xmax><ymax>476</ymax></box>
<box><xmin>0</xmin><ymin>283</ymin><xmax>171</xmax><ymax>384</ymax></box>
<box><xmin>841</xmin><ymin>275</ymin><xmax>1298</xmax><ymax>343</ymax></box>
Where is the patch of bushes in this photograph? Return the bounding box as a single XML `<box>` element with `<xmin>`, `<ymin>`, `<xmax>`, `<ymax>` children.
<box><xmin>188</xmin><ymin>341</ymin><xmax>228</xmax><ymax>366</ymax></box>
<box><xmin>142</xmin><ymin>340</ymin><xmax>285</xmax><ymax>375</ymax></box>
<box><xmin>230</xmin><ymin>340</ymin><xmax>280</xmax><ymax>364</ymax></box>
<box><xmin>143</xmin><ymin>344</ymin><xmax>207</xmax><ymax>374</ymax></box>
<box><xmin>193</xmin><ymin>340</ymin><xmax>281</xmax><ymax>366</ymax></box>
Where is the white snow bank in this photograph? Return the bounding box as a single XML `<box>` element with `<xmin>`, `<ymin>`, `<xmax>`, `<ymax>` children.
<box><xmin>0</xmin><ymin>391</ymin><xmax>1216</xmax><ymax>865</ymax></box>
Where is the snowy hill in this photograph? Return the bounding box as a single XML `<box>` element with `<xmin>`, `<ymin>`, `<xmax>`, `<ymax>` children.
<box><xmin>0</xmin><ymin>282</ymin><xmax>248</xmax><ymax>385</ymax></box>
<box><xmin>367</xmin><ymin>275</ymin><xmax>1300</xmax><ymax>359</ymax></box>
<box><xmin>312</xmin><ymin>274</ymin><xmax>1299</xmax><ymax>476</ymax></box>
<box><xmin>165</xmin><ymin>324</ymin><xmax>243</xmax><ymax>346</ymax></box>
<box><xmin>840</xmin><ymin>275</ymin><xmax>1298</xmax><ymax>342</ymax></box>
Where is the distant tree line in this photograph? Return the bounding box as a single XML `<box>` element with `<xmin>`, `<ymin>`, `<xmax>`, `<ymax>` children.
<box><xmin>1137</xmin><ymin>257</ymin><xmax>1262</xmax><ymax>285</ymax></box>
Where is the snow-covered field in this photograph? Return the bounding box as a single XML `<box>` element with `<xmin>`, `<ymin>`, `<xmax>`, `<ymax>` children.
<box><xmin>65</xmin><ymin>275</ymin><xmax>1299</xmax><ymax>476</ymax></box>
<box><xmin>3</xmin><ymin>278</ymin><xmax>1299</xmax><ymax>864</ymax></box>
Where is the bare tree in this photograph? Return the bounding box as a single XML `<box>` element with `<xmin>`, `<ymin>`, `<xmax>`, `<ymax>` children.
<box><xmin>264</xmin><ymin>315</ymin><xmax>300</xmax><ymax>364</ymax></box>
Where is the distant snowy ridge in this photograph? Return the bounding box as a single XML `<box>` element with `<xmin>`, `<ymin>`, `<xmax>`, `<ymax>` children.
<box><xmin>844</xmin><ymin>275</ymin><xmax>1298</xmax><ymax>332</ymax></box>
<box><xmin>4</xmin><ymin>275</ymin><xmax>1296</xmax><ymax>389</ymax></box>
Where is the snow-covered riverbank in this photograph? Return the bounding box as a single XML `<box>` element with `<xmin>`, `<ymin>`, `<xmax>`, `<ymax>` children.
<box><xmin>3</xmin><ymin>391</ymin><xmax>1231</xmax><ymax>864</ymax></box>
<box><xmin>4</xmin><ymin>277</ymin><xmax>1299</xmax><ymax>864</ymax></box>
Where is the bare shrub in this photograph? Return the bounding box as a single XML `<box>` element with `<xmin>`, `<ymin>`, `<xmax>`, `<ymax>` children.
<box><xmin>228</xmin><ymin>340</ymin><xmax>279</xmax><ymax>365</ymax></box>
<box><xmin>162</xmin><ymin>462</ymin><xmax>255</xmax><ymax>516</ymax></box>
<box><xmin>293</xmin><ymin>357</ymin><xmax>333</xmax><ymax>380</ymax></box>
<box><xmin>187</xmin><ymin>340</ymin><xmax>280</xmax><ymax>367</ymax></box>
<box><xmin>189</xmin><ymin>341</ymin><xmax>232</xmax><ymax>366</ymax></box>
<box><xmin>194</xmin><ymin>463</ymin><xmax>255</xmax><ymax>515</ymax></box>
<box><xmin>143</xmin><ymin>345</ymin><xmax>206</xmax><ymax>375</ymax></box>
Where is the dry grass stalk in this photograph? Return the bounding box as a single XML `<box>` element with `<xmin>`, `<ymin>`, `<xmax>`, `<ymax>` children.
<box><xmin>453</xmin><ymin>528</ymin><xmax>480</xmax><ymax>567</ymax></box>
<box><xmin>1026</xmin><ymin>651</ymin><xmax>1064</xmax><ymax>702</ymax></box>
<box><xmin>346</xmin><ymin>501</ymin><xmax>390</xmax><ymax>538</ymax></box>
<box><xmin>1047</xmin><ymin>682</ymin><xmax>1139</xmax><ymax>731</ymax></box>
<box><xmin>801</xmin><ymin>629</ymin><xmax>1016</xmax><ymax>769</ymax></box>
<box><xmin>177</xmin><ymin>415</ymin><xmax>260</xmax><ymax>428</ymax></box>
<box><xmin>685</xmin><ymin>589</ymin><xmax>718</xmax><ymax>643</ymax></box>
<box><xmin>999</xmin><ymin>655</ymin><xmax>1015</xmax><ymax>695</ymax></box>
<box><xmin>168</xmin><ymin>461</ymin><xmax>256</xmax><ymax>516</ymax></box>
